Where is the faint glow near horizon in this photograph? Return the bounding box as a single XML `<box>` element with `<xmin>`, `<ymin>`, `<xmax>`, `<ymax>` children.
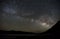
<box><xmin>40</xmin><ymin>22</ymin><xmax>50</xmax><ymax>27</ymax></box>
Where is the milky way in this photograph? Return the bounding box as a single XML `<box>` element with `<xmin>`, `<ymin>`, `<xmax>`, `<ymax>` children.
<box><xmin>0</xmin><ymin>0</ymin><xmax>60</xmax><ymax>33</ymax></box>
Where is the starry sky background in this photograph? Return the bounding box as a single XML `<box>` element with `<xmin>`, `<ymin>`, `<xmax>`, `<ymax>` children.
<box><xmin>0</xmin><ymin>0</ymin><xmax>60</xmax><ymax>33</ymax></box>
<box><xmin>0</xmin><ymin>0</ymin><xmax>60</xmax><ymax>19</ymax></box>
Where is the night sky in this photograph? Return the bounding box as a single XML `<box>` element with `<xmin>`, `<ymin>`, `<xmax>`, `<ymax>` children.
<box><xmin>0</xmin><ymin>0</ymin><xmax>60</xmax><ymax>33</ymax></box>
